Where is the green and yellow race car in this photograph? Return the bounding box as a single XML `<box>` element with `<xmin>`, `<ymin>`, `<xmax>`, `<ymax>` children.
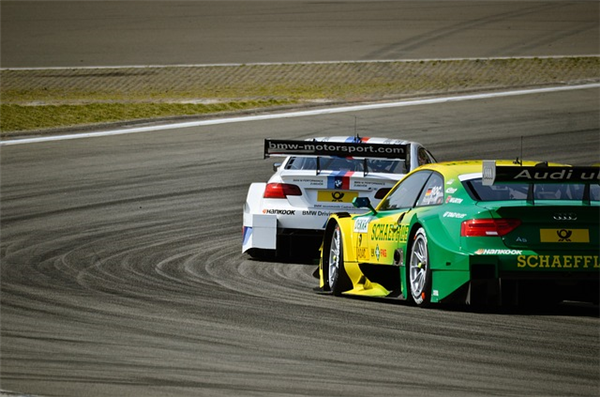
<box><xmin>317</xmin><ymin>160</ymin><xmax>600</xmax><ymax>307</ymax></box>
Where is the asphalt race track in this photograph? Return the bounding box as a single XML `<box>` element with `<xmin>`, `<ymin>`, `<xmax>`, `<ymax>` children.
<box><xmin>2</xmin><ymin>88</ymin><xmax>599</xmax><ymax>397</ymax></box>
<box><xmin>2</xmin><ymin>1</ymin><xmax>599</xmax><ymax>67</ymax></box>
<box><xmin>1</xmin><ymin>2</ymin><xmax>599</xmax><ymax>397</ymax></box>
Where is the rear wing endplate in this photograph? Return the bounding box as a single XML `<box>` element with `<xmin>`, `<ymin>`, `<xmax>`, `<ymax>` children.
<box><xmin>264</xmin><ymin>139</ymin><xmax>408</xmax><ymax>160</ymax></box>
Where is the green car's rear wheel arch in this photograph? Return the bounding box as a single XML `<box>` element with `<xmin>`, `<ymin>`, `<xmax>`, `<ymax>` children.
<box><xmin>325</xmin><ymin>223</ymin><xmax>352</xmax><ymax>296</ymax></box>
<box><xmin>408</xmin><ymin>227</ymin><xmax>432</xmax><ymax>307</ymax></box>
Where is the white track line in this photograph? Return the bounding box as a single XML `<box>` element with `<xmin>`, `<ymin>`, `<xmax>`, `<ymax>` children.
<box><xmin>2</xmin><ymin>55</ymin><xmax>598</xmax><ymax>71</ymax></box>
<box><xmin>1</xmin><ymin>83</ymin><xmax>599</xmax><ymax>146</ymax></box>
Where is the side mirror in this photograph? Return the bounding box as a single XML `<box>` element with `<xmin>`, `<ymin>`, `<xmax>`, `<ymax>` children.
<box><xmin>273</xmin><ymin>162</ymin><xmax>282</xmax><ymax>172</ymax></box>
<box><xmin>352</xmin><ymin>197</ymin><xmax>377</xmax><ymax>214</ymax></box>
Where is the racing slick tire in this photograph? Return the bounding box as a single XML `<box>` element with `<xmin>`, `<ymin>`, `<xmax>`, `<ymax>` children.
<box><xmin>408</xmin><ymin>227</ymin><xmax>432</xmax><ymax>307</ymax></box>
<box><xmin>324</xmin><ymin>223</ymin><xmax>352</xmax><ymax>296</ymax></box>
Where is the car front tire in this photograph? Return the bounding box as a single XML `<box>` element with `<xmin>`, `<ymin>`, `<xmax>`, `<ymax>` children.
<box><xmin>325</xmin><ymin>223</ymin><xmax>351</xmax><ymax>296</ymax></box>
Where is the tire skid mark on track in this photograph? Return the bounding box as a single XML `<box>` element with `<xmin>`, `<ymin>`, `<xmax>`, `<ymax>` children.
<box><xmin>366</xmin><ymin>2</ymin><xmax>562</xmax><ymax>58</ymax></box>
<box><xmin>1</xmin><ymin>88</ymin><xmax>598</xmax><ymax>396</ymax></box>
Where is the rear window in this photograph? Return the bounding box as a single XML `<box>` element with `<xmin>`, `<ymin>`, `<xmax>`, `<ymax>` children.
<box><xmin>465</xmin><ymin>178</ymin><xmax>600</xmax><ymax>202</ymax></box>
<box><xmin>285</xmin><ymin>156</ymin><xmax>407</xmax><ymax>174</ymax></box>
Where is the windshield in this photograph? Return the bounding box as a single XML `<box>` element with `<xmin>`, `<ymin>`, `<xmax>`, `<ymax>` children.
<box><xmin>285</xmin><ymin>156</ymin><xmax>406</xmax><ymax>174</ymax></box>
<box><xmin>465</xmin><ymin>179</ymin><xmax>600</xmax><ymax>202</ymax></box>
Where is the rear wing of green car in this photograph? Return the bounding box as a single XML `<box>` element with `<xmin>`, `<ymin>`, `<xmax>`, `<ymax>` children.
<box><xmin>482</xmin><ymin>160</ymin><xmax>600</xmax><ymax>204</ymax></box>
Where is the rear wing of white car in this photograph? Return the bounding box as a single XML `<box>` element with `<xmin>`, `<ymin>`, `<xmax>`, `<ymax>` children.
<box><xmin>264</xmin><ymin>138</ymin><xmax>409</xmax><ymax>160</ymax></box>
<box><xmin>482</xmin><ymin>160</ymin><xmax>600</xmax><ymax>204</ymax></box>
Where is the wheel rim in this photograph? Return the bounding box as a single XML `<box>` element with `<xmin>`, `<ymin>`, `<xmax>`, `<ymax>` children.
<box><xmin>328</xmin><ymin>226</ymin><xmax>341</xmax><ymax>288</ymax></box>
<box><xmin>410</xmin><ymin>233</ymin><xmax>428</xmax><ymax>300</ymax></box>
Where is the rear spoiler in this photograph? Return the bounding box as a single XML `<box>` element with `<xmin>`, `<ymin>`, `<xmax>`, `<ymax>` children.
<box><xmin>263</xmin><ymin>139</ymin><xmax>408</xmax><ymax>160</ymax></box>
<box><xmin>482</xmin><ymin>161</ymin><xmax>599</xmax><ymax>185</ymax></box>
<box><xmin>482</xmin><ymin>160</ymin><xmax>599</xmax><ymax>205</ymax></box>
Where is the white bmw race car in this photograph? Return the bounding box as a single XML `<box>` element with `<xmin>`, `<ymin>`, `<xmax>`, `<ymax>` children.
<box><xmin>242</xmin><ymin>136</ymin><xmax>436</xmax><ymax>259</ymax></box>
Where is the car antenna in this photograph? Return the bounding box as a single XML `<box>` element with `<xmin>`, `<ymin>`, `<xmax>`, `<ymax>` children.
<box><xmin>354</xmin><ymin>117</ymin><xmax>361</xmax><ymax>142</ymax></box>
<box><xmin>354</xmin><ymin>117</ymin><xmax>367</xmax><ymax>172</ymax></box>
<box><xmin>514</xmin><ymin>136</ymin><xmax>523</xmax><ymax>165</ymax></box>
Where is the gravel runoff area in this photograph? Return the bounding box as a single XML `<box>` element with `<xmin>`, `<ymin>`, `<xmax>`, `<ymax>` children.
<box><xmin>1</xmin><ymin>57</ymin><xmax>599</xmax><ymax>136</ymax></box>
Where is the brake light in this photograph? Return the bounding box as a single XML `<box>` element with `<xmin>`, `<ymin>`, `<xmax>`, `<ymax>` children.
<box><xmin>264</xmin><ymin>183</ymin><xmax>302</xmax><ymax>199</ymax></box>
<box><xmin>460</xmin><ymin>219</ymin><xmax>521</xmax><ymax>237</ymax></box>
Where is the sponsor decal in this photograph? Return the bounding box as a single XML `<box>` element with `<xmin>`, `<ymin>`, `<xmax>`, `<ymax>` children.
<box><xmin>398</xmin><ymin>225</ymin><xmax>408</xmax><ymax>243</ymax></box>
<box><xmin>357</xmin><ymin>246</ymin><xmax>369</xmax><ymax>260</ymax></box>
<box><xmin>446</xmin><ymin>179</ymin><xmax>455</xmax><ymax>185</ymax></box>
<box><xmin>354</xmin><ymin>180</ymin><xmax>387</xmax><ymax>188</ymax></box>
<box><xmin>327</xmin><ymin>175</ymin><xmax>352</xmax><ymax>190</ymax></box>
<box><xmin>292</xmin><ymin>178</ymin><xmax>325</xmax><ymax>187</ymax></box>
<box><xmin>540</xmin><ymin>229</ymin><xmax>589</xmax><ymax>243</ymax></box>
<box><xmin>517</xmin><ymin>255</ymin><xmax>599</xmax><ymax>269</ymax></box>
<box><xmin>317</xmin><ymin>190</ymin><xmax>358</xmax><ymax>203</ymax></box>
<box><xmin>371</xmin><ymin>223</ymin><xmax>400</xmax><ymax>242</ymax></box>
<box><xmin>483</xmin><ymin>163</ymin><xmax>600</xmax><ymax>185</ymax></box>
<box><xmin>302</xmin><ymin>210</ymin><xmax>332</xmax><ymax>216</ymax></box>
<box><xmin>445</xmin><ymin>196</ymin><xmax>463</xmax><ymax>204</ymax></box>
<box><xmin>398</xmin><ymin>224</ymin><xmax>410</xmax><ymax>244</ymax></box>
<box><xmin>421</xmin><ymin>186</ymin><xmax>443</xmax><ymax>205</ymax></box>
<box><xmin>354</xmin><ymin>217</ymin><xmax>370</xmax><ymax>233</ymax></box>
<box><xmin>264</xmin><ymin>139</ymin><xmax>407</xmax><ymax>159</ymax></box>
<box><xmin>356</xmin><ymin>233</ymin><xmax>369</xmax><ymax>260</ymax></box>
<box><xmin>511</xmin><ymin>168</ymin><xmax>599</xmax><ymax>182</ymax></box>
<box><xmin>263</xmin><ymin>209</ymin><xmax>296</xmax><ymax>215</ymax></box>
<box><xmin>372</xmin><ymin>245</ymin><xmax>387</xmax><ymax>260</ymax></box>
<box><xmin>553</xmin><ymin>213</ymin><xmax>577</xmax><ymax>221</ymax></box>
<box><xmin>475</xmin><ymin>249</ymin><xmax>523</xmax><ymax>255</ymax></box>
<box><xmin>446</xmin><ymin>187</ymin><xmax>458</xmax><ymax>194</ymax></box>
<box><xmin>443</xmin><ymin>211</ymin><xmax>467</xmax><ymax>219</ymax></box>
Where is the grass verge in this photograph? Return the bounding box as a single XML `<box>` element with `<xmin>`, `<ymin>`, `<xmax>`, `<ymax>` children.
<box><xmin>1</xmin><ymin>57</ymin><xmax>598</xmax><ymax>135</ymax></box>
<box><xmin>0</xmin><ymin>100</ymin><xmax>295</xmax><ymax>134</ymax></box>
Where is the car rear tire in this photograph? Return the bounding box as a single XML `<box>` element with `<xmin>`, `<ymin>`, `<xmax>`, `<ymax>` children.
<box><xmin>326</xmin><ymin>224</ymin><xmax>351</xmax><ymax>296</ymax></box>
<box><xmin>408</xmin><ymin>227</ymin><xmax>432</xmax><ymax>307</ymax></box>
